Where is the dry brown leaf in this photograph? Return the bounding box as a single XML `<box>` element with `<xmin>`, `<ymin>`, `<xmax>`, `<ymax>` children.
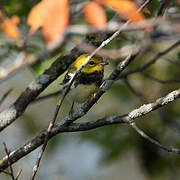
<box><xmin>42</xmin><ymin>0</ymin><xmax>69</xmax><ymax>43</ymax></box>
<box><xmin>27</xmin><ymin>1</ymin><xmax>45</xmax><ymax>34</ymax></box>
<box><xmin>27</xmin><ymin>0</ymin><xmax>69</xmax><ymax>44</ymax></box>
<box><xmin>84</xmin><ymin>1</ymin><xmax>107</xmax><ymax>29</ymax></box>
<box><xmin>104</xmin><ymin>0</ymin><xmax>145</xmax><ymax>22</ymax></box>
<box><xmin>2</xmin><ymin>17</ymin><xmax>21</xmax><ymax>40</ymax></box>
<box><xmin>11</xmin><ymin>15</ymin><xmax>20</xmax><ymax>25</ymax></box>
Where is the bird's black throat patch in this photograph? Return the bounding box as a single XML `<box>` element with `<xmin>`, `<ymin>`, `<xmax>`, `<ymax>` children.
<box><xmin>75</xmin><ymin>71</ymin><xmax>104</xmax><ymax>87</ymax></box>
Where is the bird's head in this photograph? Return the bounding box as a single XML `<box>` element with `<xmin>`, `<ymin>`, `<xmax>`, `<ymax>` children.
<box><xmin>69</xmin><ymin>54</ymin><xmax>108</xmax><ymax>74</ymax></box>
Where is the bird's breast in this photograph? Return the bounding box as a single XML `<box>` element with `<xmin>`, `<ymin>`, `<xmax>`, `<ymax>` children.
<box><xmin>67</xmin><ymin>83</ymin><xmax>99</xmax><ymax>103</ymax></box>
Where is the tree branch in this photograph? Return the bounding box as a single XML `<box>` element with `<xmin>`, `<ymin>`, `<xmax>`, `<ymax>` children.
<box><xmin>141</xmin><ymin>72</ymin><xmax>180</xmax><ymax>84</ymax></box>
<box><xmin>128</xmin><ymin>121</ymin><xmax>180</xmax><ymax>153</ymax></box>
<box><xmin>119</xmin><ymin>40</ymin><xmax>180</xmax><ymax>78</ymax></box>
<box><xmin>0</xmin><ymin>90</ymin><xmax>179</xmax><ymax>171</ymax></box>
<box><xmin>2</xmin><ymin>142</ymin><xmax>15</xmax><ymax>180</ymax></box>
<box><xmin>32</xmin><ymin>89</ymin><xmax>63</xmax><ymax>103</ymax></box>
<box><xmin>0</xmin><ymin>89</ymin><xmax>12</xmax><ymax>107</ymax></box>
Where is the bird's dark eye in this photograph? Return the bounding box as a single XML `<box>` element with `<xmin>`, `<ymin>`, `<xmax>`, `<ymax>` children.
<box><xmin>89</xmin><ymin>61</ymin><xmax>95</xmax><ymax>65</ymax></box>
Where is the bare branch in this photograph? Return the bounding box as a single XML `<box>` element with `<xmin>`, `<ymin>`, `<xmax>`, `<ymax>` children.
<box><xmin>128</xmin><ymin>121</ymin><xmax>180</xmax><ymax>153</ymax></box>
<box><xmin>165</xmin><ymin>58</ymin><xmax>180</xmax><ymax>66</ymax></box>
<box><xmin>0</xmin><ymin>52</ymin><xmax>27</xmax><ymax>84</ymax></box>
<box><xmin>141</xmin><ymin>72</ymin><xmax>180</xmax><ymax>84</ymax></box>
<box><xmin>3</xmin><ymin>142</ymin><xmax>15</xmax><ymax>180</ymax></box>
<box><xmin>15</xmin><ymin>169</ymin><xmax>22</xmax><ymax>180</ymax></box>
<box><xmin>119</xmin><ymin>40</ymin><xmax>180</xmax><ymax>78</ymax></box>
<box><xmin>0</xmin><ymin>169</ymin><xmax>11</xmax><ymax>176</ymax></box>
<box><xmin>0</xmin><ymin>89</ymin><xmax>12</xmax><ymax>107</ymax></box>
<box><xmin>0</xmin><ymin>78</ymin><xmax>179</xmax><ymax>171</ymax></box>
<box><xmin>73</xmin><ymin>39</ymin><xmax>145</xmax><ymax>59</ymax></box>
<box><xmin>67</xmin><ymin>16</ymin><xmax>180</xmax><ymax>39</ymax></box>
<box><xmin>33</xmin><ymin>89</ymin><xmax>63</xmax><ymax>103</ymax></box>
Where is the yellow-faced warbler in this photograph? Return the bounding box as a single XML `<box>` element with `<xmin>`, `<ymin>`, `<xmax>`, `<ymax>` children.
<box><xmin>61</xmin><ymin>54</ymin><xmax>108</xmax><ymax>109</ymax></box>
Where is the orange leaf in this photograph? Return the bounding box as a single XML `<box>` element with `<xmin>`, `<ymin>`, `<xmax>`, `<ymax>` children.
<box><xmin>27</xmin><ymin>1</ymin><xmax>45</xmax><ymax>34</ymax></box>
<box><xmin>104</xmin><ymin>0</ymin><xmax>145</xmax><ymax>22</ymax></box>
<box><xmin>11</xmin><ymin>15</ymin><xmax>20</xmax><ymax>25</ymax></box>
<box><xmin>2</xmin><ymin>17</ymin><xmax>21</xmax><ymax>40</ymax></box>
<box><xmin>42</xmin><ymin>0</ymin><xmax>69</xmax><ymax>43</ymax></box>
<box><xmin>84</xmin><ymin>1</ymin><xmax>107</xmax><ymax>29</ymax></box>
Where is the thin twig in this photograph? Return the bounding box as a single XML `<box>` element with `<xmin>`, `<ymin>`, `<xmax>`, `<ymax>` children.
<box><xmin>0</xmin><ymin>169</ymin><xmax>11</xmax><ymax>175</ymax></box>
<box><xmin>73</xmin><ymin>39</ymin><xmax>144</xmax><ymax>59</ymax></box>
<box><xmin>0</xmin><ymin>52</ymin><xmax>27</xmax><ymax>83</ymax></box>
<box><xmin>127</xmin><ymin>121</ymin><xmax>180</xmax><ymax>153</ymax></box>
<box><xmin>67</xmin><ymin>17</ymin><xmax>162</xmax><ymax>35</ymax></box>
<box><xmin>165</xmin><ymin>58</ymin><xmax>180</xmax><ymax>66</ymax></box>
<box><xmin>119</xmin><ymin>40</ymin><xmax>180</xmax><ymax>78</ymax></box>
<box><xmin>3</xmin><ymin>142</ymin><xmax>15</xmax><ymax>180</ymax></box>
<box><xmin>33</xmin><ymin>89</ymin><xmax>63</xmax><ymax>103</ymax></box>
<box><xmin>0</xmin><ymin>89</ymin><xmax>12</xmax><ymax>107</ymax></box>
<box><xmin>31</xmin><ymin>96</ymin><xmax>65</xmax><ymax>179</ymax></box>
<box><xmin>141</xmin><ymin>72</ymin><xmax>180</xmax><ymax>84</ymax></box>
<box><xmin>15</xmin><ymin>169</ymin><xmax>22</xmax><ymax>180</ymax></box>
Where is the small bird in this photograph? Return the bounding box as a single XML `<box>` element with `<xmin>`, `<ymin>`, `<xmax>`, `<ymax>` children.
<box><xmin>61</xmin><ymin>54</ymin><xmax>108</xmax><ymax>112</ymax></box>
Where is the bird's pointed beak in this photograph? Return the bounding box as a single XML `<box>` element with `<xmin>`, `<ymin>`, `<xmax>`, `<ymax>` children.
<box><xmin>100</xmin><ymin>61</ymin><xmax>109</xmax><ymax>66</ymax></box>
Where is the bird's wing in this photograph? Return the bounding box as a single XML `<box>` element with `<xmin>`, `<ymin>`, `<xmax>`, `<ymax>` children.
<box><xmin>60</xmin><ymin>72</ymin><xmax>74</xmax><ymax>85</ymax></box>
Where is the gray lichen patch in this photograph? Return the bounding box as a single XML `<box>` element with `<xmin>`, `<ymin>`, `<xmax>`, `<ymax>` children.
<box><xmin>129</xmin><ymin>104</ymin><xmax>153</xmax><ymax>119</ymax></box>
<box><xmin>24</xmin><ymin>142</ymin><xmax>34</xmax><ymax>153</ymax></box>
<box><xmin>0</xmin><ymin>105</ymin><xmax>17</xmax><ymax>128</ymax></box>
<box><xmin>73</xmin><ymin>103</ymin><xmax>86</xmax><ymax>117</ymax></box>
<box><xmin>28</xmin><ymin>74</ymin><xmax>50</xmax><ymax>91</ymax></box>
<box><xmin>157</xmin><ymin>90</ymin><xmax>179</xmax><ymax>105</ymax></box>
<box><xmin>106</xmin><ymin>116</ymin><xmax>117</xmax><ymax>123</ymax></box>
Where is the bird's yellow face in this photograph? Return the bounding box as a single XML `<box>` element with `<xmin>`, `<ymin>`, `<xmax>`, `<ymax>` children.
<box><xmin>69</xmin><ymin>54</ymin><xmax>108</xmax><ymax>74</ymax></box>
